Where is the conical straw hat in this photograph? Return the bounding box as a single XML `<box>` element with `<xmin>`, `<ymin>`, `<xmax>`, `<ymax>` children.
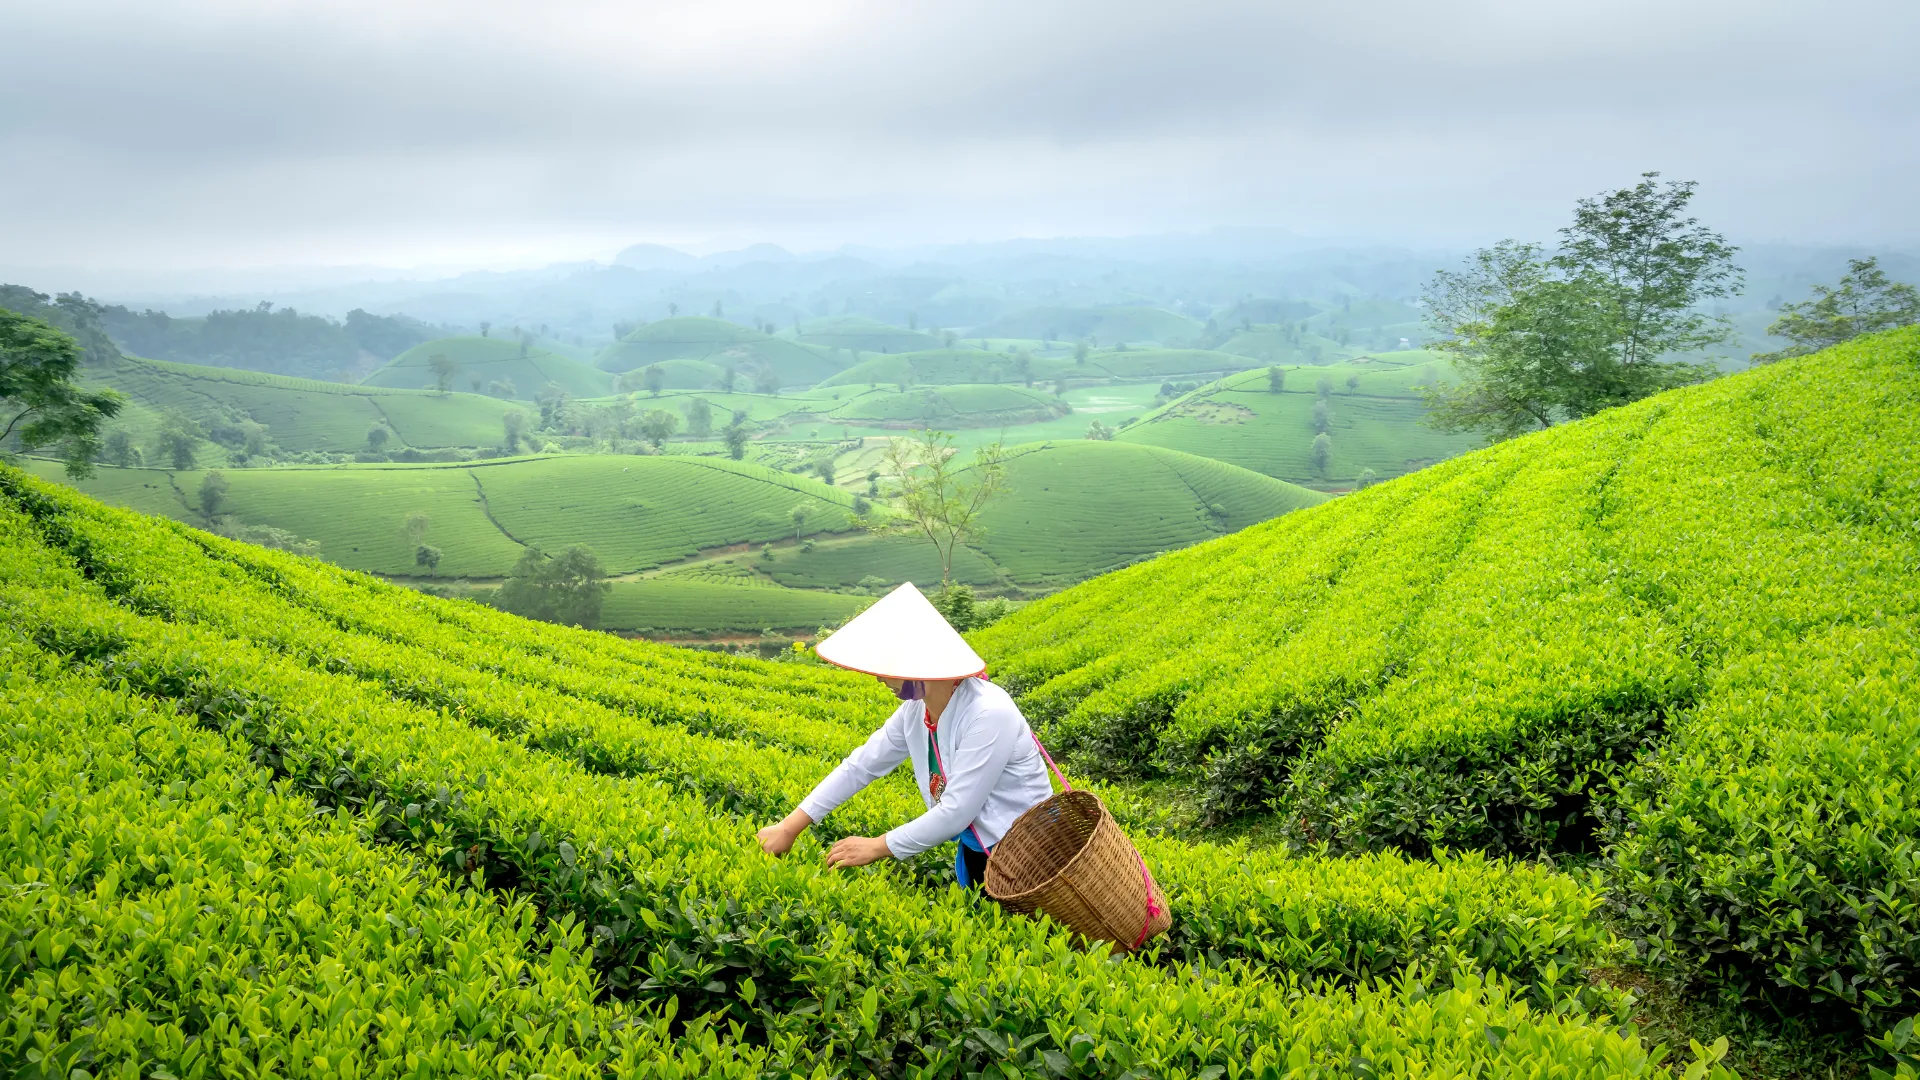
<box><xmin>814</xmin><ymin>582</ymin><xmax>986</xmax><ymax>680</ymax></box>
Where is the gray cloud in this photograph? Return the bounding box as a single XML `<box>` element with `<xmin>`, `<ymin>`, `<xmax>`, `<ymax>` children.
<box><xmin>2</xmin><ymin>0</ymin><xmax>1915</xmax><ymax>271</ymax></box>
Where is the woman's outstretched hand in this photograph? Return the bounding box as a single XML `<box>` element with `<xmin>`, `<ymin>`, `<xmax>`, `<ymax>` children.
<box><xmin>757</xmin><ymin>808</ymin><xmax>813</xmax><ymax>857</ymax></box>
<box><xmin>825</xmin><ymin>835</ymin><xmax>894</xmax><ymax>870</ymax></box>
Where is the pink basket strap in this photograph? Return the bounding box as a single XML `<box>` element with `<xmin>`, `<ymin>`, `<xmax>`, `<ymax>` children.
<box><xmin>1029</xmin><ymin>731</ymin><xmax>1072</xmax><ymax>793</ymax></box>
<box><xmin>1130</xmin><ymin>850</ymin><xmax>1164</xmax><ymax>951</ymax></box>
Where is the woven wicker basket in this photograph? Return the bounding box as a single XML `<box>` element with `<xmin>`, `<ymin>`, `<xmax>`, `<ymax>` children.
<box><xmin>984</xmin><ymin>788</ymin><xmax>1172</xmax><ymax>952</ymax></box>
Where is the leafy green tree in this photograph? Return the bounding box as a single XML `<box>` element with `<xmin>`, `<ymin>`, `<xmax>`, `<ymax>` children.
<box><xmin>478</xmin><ymin>321</ymin><xmax>491</xmax><ymax>338</ymax></box>
<box><xmin>405</xmin><ymin>511</ymin><xmax>431</xmax><ymax>547</ymax></box>
<box><xmin>1266</xmin><ymin>365</ymin><xmax>1285</xmax><ymax>393</ymax></box>
<box><xmin>536</xmin><ymin>382</ymin><xmax>571</xmax><ymax>429</ymax></box>
<box><xmin>502</xmin><ymin>410</ymin><xmax>529</xmax><ymax>453</ymax></box>
<box><xmin>1311</xmin><ymin>432</ymin><xmax>1332</xmax><ymax>478</ymax></box>
<box><xmin>873</xmin><ymin>430</ymin><xmax>1007</xmax><ymax>586</ymax></box>
<box><xmin>684</xmin><ymin>396</ymin><xmax>713</xmax><ymax>438</ymax></box>
<box><xmin>753</xmin><ymin>368</ymin><xmax>781</xmax><ymax>395</ymax></box>
<box><xmin>1346</xmin><ymin>374</ymin><xmax>1361</xmax><ymax>391</ymax></box>
<box><xmin>720</xmin><ymin>366</ymin><xmax>738</xmax><ymax>392</ymax></box>
<box><xmin>1312</xmin><ymin>398</ymin><xmax>1331</xmax><ymax>434</ymax></box>
<box><xmin>154</xmin><ymin>413</ymin><xmax>203</xmax><ymax>471</ymax></box>
<box><xmin>102</xmin><ymin>430</ymin><xmax>139</xmax><ymax>467</ymax></box>
<box><xmin>428</xmin><ymin>353</ymin><xmax>458</xmax><ymax>395</ymax></box>
<box><xmin>0</xmin><ymin>307</ymin><xmax>123</xmax><ymax>477</ymax></box>
<box><xmin>815</xmin><ymin>459</ymin><xmax>835</xmax><ymax>486</ymax></box>
<box><xmin>790</xmin><ymin>501</ymin><xmax>811</xmax><ymax>541</ymax></box>
<box><xmin>1086</xmin><ymin>419</ymin><xmax>1114</xmax><ymax>440</ymax></box>
<box><xmin>1357</xmin><ymin>467</ymin><xmax>1378</xmax><ymax>489</ymax></box>
<box><xmin>198</xmin><ymin>470</ymin><xmax>229</xmax><ymax>520</ymax></box>
<box><xmin>1754</xmin><ymin>257</ymin><xmax>1920</xmax><ymax>363</ymax></box>
<box><xmin>1553</xmin><ymin>172</ymin><xmax>1741</xmax><ymax>369</ymax></box>
<box><xmin>643</xmin><ymin>365</ymin><xmax>666</xmax><ymax>397</ymax></box>
<box><xmin>936</xmin><ymin>583</ymin><xmax>977</xmax><ymax>631</ymax></box>
<box><xmin>1423</xmin><ymin>175</ymin><xmax>1737</xmax><ymax>440</ymax></box>
<box><xmin>1014</xmin><ymin>350</ymin><xmax>1034</xmax><ymax>386</ymax></box>
<box><xmin>493</xmin><ymin>545</ymin><xmax>609</xmax><ymax>628</ymax></box>
<box><xmin>638</xmin><ymin>409</ymin><xmax>679</xmax><ymax>449</ymax></box>
<box><xmin>415</xmin><ymin>544</ymin><xmax>442</xmax><ymax>574</ymax></box>
<box><xmin>723</xmin><ymin>422</ymin><xmax>750</xmax><ymax>460</ymax></box>
<box><xmin>367</xmin><ymin>421</ymin><xmax>392</xmax><ymax>451</ymax></box>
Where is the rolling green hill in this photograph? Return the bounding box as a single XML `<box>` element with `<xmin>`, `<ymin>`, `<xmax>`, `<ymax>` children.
<box><xmin>87</xmin><ymin>352</ymin><xmax>531</xmax><ymax>456</ymax></box>
<box><xmin>824</xmin><ymin>384</ymin><xmax>1068</xmax><ymax>427</ymax></box>
<box><xmin>794</xmin><ymin>314</ymin><xmax>943</xmax><ymax>353</ymax></box>
<box><xmin>1115</xmin><ymin>352</ymin><xmax>1479</xmax><ymax>487</ymax></box>
<box><xmin>760</xmin><ymin>441</ymin><xmax>1328</xmax><ymax>591</ymax></box>
<box><xmin>24</xmin><ymin>455</ymin><xmax>858</xmax><ymax>583</ymax></box>
<box><xmin>976</xmin><ymin>326</ymin><xmax>1920</xmax><ymax>1027</ymax></box>
<box><xmin>365</xmin><ymin>335</ymin><xmax>615</xmax><ymax>399</ymax></box>
<box><xmin>595</xmin><ymin>317</ymin><xmax>841</xmax><ymax>387</ymax></box>
<box><xmin>973</xmin><ymin>305</ymin><xmax>1204</xmax><ymax>345</ymax></box>
<box><xmin>815</xmin><ymin>348</ymin><xmax>1070</xmax><ymax>388</ymax></box>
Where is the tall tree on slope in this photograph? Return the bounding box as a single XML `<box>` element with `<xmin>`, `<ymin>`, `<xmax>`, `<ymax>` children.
<box><xmin>0</xmin><ymin>307</ymin><xmax>123</xmax><ymax>477</ymax></box>
<box><xmin>1424</xmin><ymin>173</ymin><xmax>1740</xmax><ymax>440</ymax></box>
<box><xmin>1753</xmin><ymin>257</ymin><xmax>1920</xmax><ymax>363</ymax></box>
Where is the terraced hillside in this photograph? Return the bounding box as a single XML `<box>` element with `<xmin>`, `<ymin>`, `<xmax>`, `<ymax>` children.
<box><xmin>87</xmin><ymin>351</ymin><xmax>529</xmax><ymax>455</ymax></box>
<box><xmin>819</xmin><ymin>346</ymin><xmax>1261</xmax><ymax>388</ymax></box>
<box><xmin>1116</xmin><ymin>352</ymin><xmax>1481</xmax><ymax>487</ymax></box>
<box><xmin>794</xmin><ymin>314</ymin><xmax>944</xmax><ymax>353</ymax></box>
<box><xmin>25</xmin><ymin>455</ymin><xmax>859</xmax><ymax>580</ymax></box>
<box><xmin>757</xmin><ymin>442</ymin><xmax>1328</xmax><ymax>590</ymax></box>
<box><xmin>977</xmin><ymin>327</ymin><xmax>1920</xmax><ymax>1026</ymax></box>
<box><xmin>0</xmin><ymin>462</ymin><xmax>1717</xmax><ymax>1077</ymax></box>
<box><xmin>596</xmin><ymin>316</ymin><xmax>842</xmax><ymax>387</ymax></box>
<box><xmin>824</xmin><ymin>384</ymin><xmax>1068</xmax><ymax>427</ymax></box>
<box><xmin>364</xmin><ymin>335</ymin><xmax>615</xmax><ymax>399</ymax></box>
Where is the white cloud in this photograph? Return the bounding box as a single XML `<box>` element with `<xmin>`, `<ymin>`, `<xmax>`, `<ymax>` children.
<box><xmin>2</xmin><ymin>0</ymin><xmax>1914</xmax><ymax>269</ymax></box>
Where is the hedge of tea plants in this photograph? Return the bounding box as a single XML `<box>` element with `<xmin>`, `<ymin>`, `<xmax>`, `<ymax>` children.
<box><xmin>0</xmin><ymin>467</ymin><xmax>1706</xmax><ymax>1078</ymax></box>
<box><xmin>974</xmin><ymin>326</ymin><xmax>1920</xmax><ymax>1025</ymax></box>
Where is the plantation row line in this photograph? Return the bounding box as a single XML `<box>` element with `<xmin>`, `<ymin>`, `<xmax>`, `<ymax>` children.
<box><xmin>0</xmin><ymin>641</ymin><xmax>767</xmax><ymax>1078</ymax></box>
<box><xmin>0</xmin><ymin>481</ymin><xmax>1704</xmax><ymax>1078</ymax></box>
<box><xmin>975</xmin><ymin>329</ymin><xmax>1920</xmax><ymax>1024</ymax></box>
<box><xmin>0</xmin><ymin>472</ymin><xmax>1615</xmax><ymax>999</ymax></box>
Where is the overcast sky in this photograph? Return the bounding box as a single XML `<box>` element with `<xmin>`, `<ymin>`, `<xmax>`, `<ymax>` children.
<box><xmin>2</xmin><ymin>0</ymin><xmax>1915</xmax><ymax>275</ymax></box>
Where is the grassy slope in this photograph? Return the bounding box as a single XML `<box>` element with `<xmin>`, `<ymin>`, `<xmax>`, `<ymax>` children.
<box><xmin>794</xmin><ymin>315</ymin><xmax>943</xmax><ymax>354</ymax></box>
<box><xmin>595</xmin><ymin>317</ymin><xmax>842</xmax><ymax>387</ymax></box>
<box><xmin>365</xmin><ymin>336</ymin><xmax>615</xmax><ymax>399</ymax></box>
<box><xmin>969</xmin><ymin>441</ymin><xmax>1329</xmax><ymax>584</ymax></box>
<box><xmin>1116</xmin><ymin>353</ymin><xmax>1481</xmax><ymax>487</ymax></box>
<box><xmin>29</xmin><ymin>455</ymin><xmax>856</xmax><ymax>581</ymax></box>
<box><xmin>601</xmin><ymin>579</ymin><xmax>869</xmax><ymax>634</ymax></box>
<box><xmin>90</xmin><ymin>352</ymin><xmax>528</xmax><ymax>454</ymax></box>
<box><xmin>824</xmin><ymin>384</ymin><xmax>1066</xmax><ymax>426</ymax></box>
<box><xmin>819</xmin><ymin>347</ymin><xmax>1260</xmax><ymax>389</ymax></box>
<box><xmin>975</xmin><ymin>326</ymin><xmax>1920</xmax><ymax>1026</ymax></box>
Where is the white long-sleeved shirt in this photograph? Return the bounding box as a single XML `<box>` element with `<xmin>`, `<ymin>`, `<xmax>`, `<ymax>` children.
<box><xmin>797</xmin><ymin>677</ymin><xmax>1055</xmax><ymax>859</ymax></box>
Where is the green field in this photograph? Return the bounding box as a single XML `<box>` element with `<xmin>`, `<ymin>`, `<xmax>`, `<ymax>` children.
<box><xmin>596</xmin><ymin>316</ymin><xmax>842</xmax><ymax>387</ymax></box>
<box><xmin>87</xmin><ymin>352</ymin><xmax>530</xmax><ymax>456</ymax></box>
<box><xmin>601</xmin><ymin>578</ymin><xmax>871</xmax><ymax>633</ymax></box>
<box><xmin>793</xmin><ymin>314</ymin><xmax>944</xmax><ymax>353</ymax></box>
<box><xmin>25</xmin><ymin>454</ymin><xmax>857</xmax><ymax>581</ymax></box>
<box><xmin>365</xmin><ymin>335</ymin><xmax>615</xmax><ymax>399</ymax></box>
<box><xmin>1115</xmin><ymin>352</ymin><xmax>1481</xmax><ymax>487</ymax></box>
<box><xmin>823</xmin><ymin>383</ymin><xmax>1067</xmax><ymax>427</ymax></box>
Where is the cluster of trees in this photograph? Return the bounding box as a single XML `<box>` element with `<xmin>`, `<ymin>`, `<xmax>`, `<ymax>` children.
<box><xmin>1423</xmin><ymin>174</ymin><xmax>1740</xmax><ymax>440</ymax></box>
<box><xmin>1426</xmin><ymin>175</ymin><xmax>1919</xmax><ymax>443</ymax></box>
<box><xmin>98</xmin><ymin>302</ymin><xmax>435</xmax><ymax>381</ymax></box>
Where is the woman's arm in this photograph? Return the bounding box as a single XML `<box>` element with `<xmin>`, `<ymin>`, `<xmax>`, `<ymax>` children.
<box><xmin>759</xmin><ymin>707</ymin><xmax>909</xmax><ymax>857</ymax></box>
